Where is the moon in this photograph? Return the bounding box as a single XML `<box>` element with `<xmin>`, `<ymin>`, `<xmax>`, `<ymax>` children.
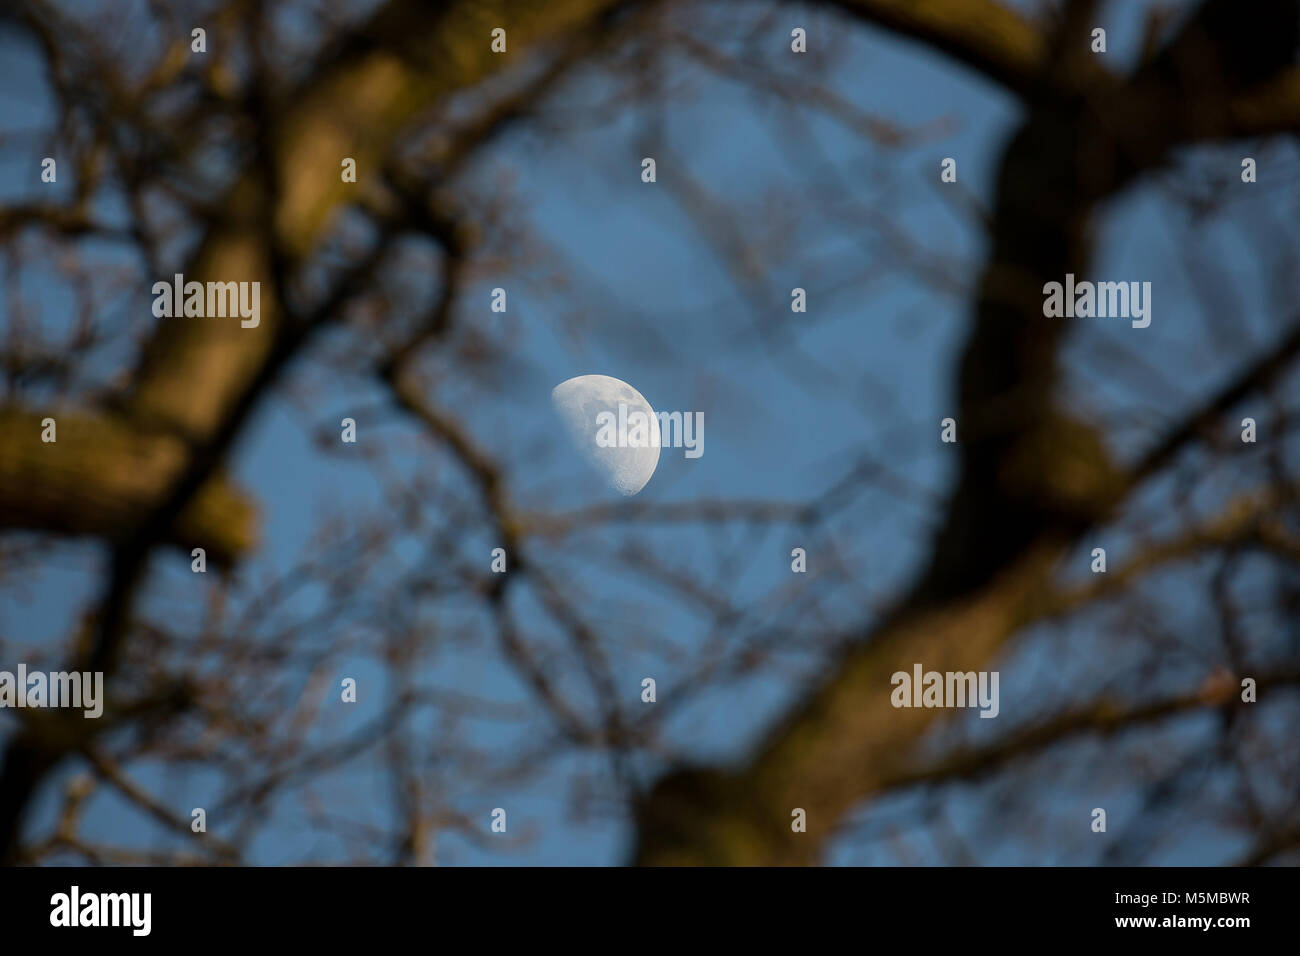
<box><xmin>551</xmin><ymin>374</ymin><xmax>660</xmax><ymax>496</ymax></box>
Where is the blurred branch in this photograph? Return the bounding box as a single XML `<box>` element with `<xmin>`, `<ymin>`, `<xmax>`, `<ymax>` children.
<box><xmin>0</xmin><ymin>0</ymin><xmax>636</xmax><ymax>862</ymax></box>
<box><xmin>80</xmin><ymin>746</ymin><xmax>242</xmax><ymax>863</ymax></box>
<box><xmin>633</xmin><ymin>0</ymin><xmax>1300</xmax><ymax>865</ymax></box>
<box><xmin>879</xmin><ymin>667</ymin><xmax>1300</xmax><ymax>794</ymax></box>
<box><xmin>1044</xmin><ymin>486</ymin><xmax>1300</xmax><ymax>619</ymax></box>
<box><xmin>0</xmin><ymin>407</ymin><xmax>256</xmax><ymax>564</ymax></box>
<box><xmin>821</xmin><ymin>0</ymin><xmax>1049</xmax><ymax>97</ymax></box>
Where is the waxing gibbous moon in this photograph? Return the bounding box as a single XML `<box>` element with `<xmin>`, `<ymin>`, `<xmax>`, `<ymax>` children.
<box><xmin>551</xmin><ymin>374</ymin><xmax>660</xmax><ymax>496</ymax></box>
